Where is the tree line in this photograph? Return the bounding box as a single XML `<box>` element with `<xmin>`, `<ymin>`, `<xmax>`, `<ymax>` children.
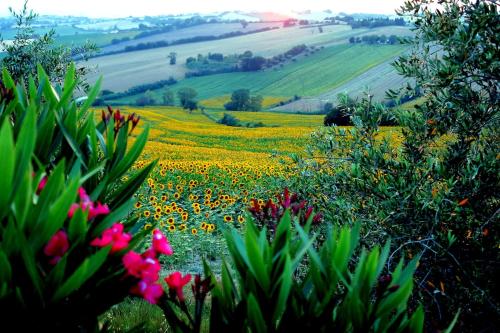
<box><xmin>349</xmin><ymin>34</ymin><xmax>402</xmax><ymax>45</ymax></box>
<box><xmin>349</xmin><ymin>17</ymin><xmax>406</xmax><ymax>29</ymax></box>
<box><xmin>94</xmin><ymin>27</ymin><xmax>279</xmax><ymax>58</ymax></box>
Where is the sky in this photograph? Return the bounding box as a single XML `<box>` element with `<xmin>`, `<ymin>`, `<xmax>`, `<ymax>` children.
<box><xmin>0</xmin><ymin>0</ymin><xmax>405</xmax><ymax>18</ymax></box>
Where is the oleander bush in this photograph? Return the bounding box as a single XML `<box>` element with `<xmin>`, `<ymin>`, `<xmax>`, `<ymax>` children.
<box><xmin>0</xmin><ymin>64</ymin><xmax>167</xmax><ymax>331</ymax></box>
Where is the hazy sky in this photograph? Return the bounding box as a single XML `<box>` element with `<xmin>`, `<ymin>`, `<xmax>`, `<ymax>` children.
<box><xmin>0</xmin><ymin>0</ymin><xmax>405</xmax><ymax>18</ymax></box>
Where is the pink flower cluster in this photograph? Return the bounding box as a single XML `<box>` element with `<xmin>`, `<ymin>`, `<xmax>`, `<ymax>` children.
<box><xmin>44</xmin><ymin>186</ymin><xmax>114</xmax><ymax>265</ymax></box>
<box><xmin>44</xmin><ymin>230</ymin><xmax>69</xmax><ymax>265</ymax></box>
<box><xmin>122</xmin><ymin>229</ymin><xmax>174</xmax><ymax>304</ymax></box>
<box><xmin>91</xmin><ymin>223</ymin><xmax>131</xmax><ymax>253</ymax></box>
<box><xmin>68</xmin><ymin>187</ymin><xmax>110</xmax><ymax>220</ymax></box>
<box><xmin>42</xmin><ymin>182</ymin><xmax>189</xmax><ymax>306</ymax></box>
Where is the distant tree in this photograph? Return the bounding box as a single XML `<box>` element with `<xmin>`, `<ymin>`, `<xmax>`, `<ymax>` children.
<box><xmin>349</xmin><ymin>36</ymin><xmax>356</xmax><ymax>44</ymax></box>
<box><xmin>318</xmin><ymin>26</ymin><xmax>324</xmax><ymax>33</ymax></box>
<box><xmin>162</xmin><ymin>89</ymin><xmax>175</xmax><ymax>106</ymax></box>
<box><xmin>100</xmin><ymin>89</ymin><xmax>115</xmax><ymax>96</ymax></box>
<box><xmin>241</xmin><ymin>50</ymin><xmax>253</xmax><ymax>58</ymax></box>
<box><xmin>136</xmin><ymin>90</ymin><xmax>156</xmax><ymax>106</ymax></box>
<box><xmin>225</xmin><ymin>89</ymin><xmax>262</xmax><ymax>111</ymax></box>
<box><xmin>225</xmin><ymin>89</ymin><xmax>250</xmax><ymax>111</ymax></box>
<box><xmin>168</xmin><ymin>52</ymin><xmax>177</xmax><ymax>65</ymax></box>
<box><xmin>388</xmin><ymin>35</ymin><xmax>399</xmax><ymax>45</ymax></box>
<box><xmin>177</xmin><ymin>87</ymin><xmax>198</xmax><ymax>109</ymax></box>
<box><xmin>218</xmin><ymin>113</ymin><xmax>241</xmax><ymax>126</ymax></box>
<box><xmin>241</xmin><ymin>20</ymin><xmax>248</xmax><ymax>29</ymax></box>
<box><xmin>248</xmin><ymin>95</ymin><xmax>263</xmax><ymax>111</ymax></box>
<box><xmin>239</xmin><ymin>56</ymin><xmax>266</xmax><ymax>71</ymax></box>
<box><xmin>184</xmin><ymin>100</ymin><xmax>198</xmax><ymax>113</ymax></box>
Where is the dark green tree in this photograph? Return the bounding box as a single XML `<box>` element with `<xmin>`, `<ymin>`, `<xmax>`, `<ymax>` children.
<box><xmin>177</xmin><ymin>87</ymin><xmax>198</xmax><ymax>109</ymax></box>
<box><xmin>162</xmin><ymin>89</ymin><xmax>175</xmax><ymax>106</ymax></box>
<box><xmin>224</xmin><ymin>89</ymin><xmax>262</xmax><ymax>111</ymax></box>
<box><xmin>0</xmin><ymin>0</ymin><xmax>98</xmax><ymax>91</ymax></box>
<box><xmin>168</xmin><ymin>52</ymin><xmax>177</xmax><ymax>65</ymax></box>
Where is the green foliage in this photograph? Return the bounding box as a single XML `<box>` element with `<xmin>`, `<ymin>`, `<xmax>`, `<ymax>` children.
<box><xmin>323</xmin><ymin>93</ymin><xmax>355</xmax><ymax>126</ymax></box>
<box><xmin>0</xmin><ymin>64</ymin><xmax>154</xmax><ymax>330</ymax></box>
<box><xmin>136</xmin><ymin>90</ymin><xmax>157</xmax><ymax>106</ymax></box>
<box><xmin>0</xmin><ymin>1</ymin><xmax>98</xmax><ymax>91</ymax></box>
<box><xmin>199</xmin><ymin>211</ymin><xmax>425</xmax><ymax>332</ymax></box>
<box><xmin>178</xmin><ymin>87</ymin><xmax>198</xmax><ymax>110</ymax></box>
<box><xmin>163</xmin><ymin>89</ymin><xmax>176</xmax><ymax>106</ymax></box>
<box><xmin>293</xmin><ymin>0</ymin><xmax>499</xmax><ymax>330</ymax></box>
<box><xmin>218</xmin><ymin>113</ymin><xmax>241</xmax><ymax>127</ymax></box>
<box><xmin>224</xmin><ymin>89</ymin><xmax>262</xmax><ymax>111</ymax></box>
<box><xmin>168</xmin><ymin>52</ymin><xmax>177</xmax><ymax>65</ymax></box>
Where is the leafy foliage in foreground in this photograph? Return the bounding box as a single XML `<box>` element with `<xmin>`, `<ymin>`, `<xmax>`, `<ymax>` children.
<box><xmin>157</xmin><ymin>210</ymin><xmax>435</xmax><ymax>333</ymax></box>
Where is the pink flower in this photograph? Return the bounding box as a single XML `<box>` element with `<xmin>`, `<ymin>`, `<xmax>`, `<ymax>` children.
<box><xmin>88</xmin><ymin>202</ymin><xmax>111</xmax><ymax>220</ymax></box>
<box><xmin>44</xmin><ymin>230</ymin><xmax>69</xmax><ymax>265</ymax></box>
<box><xmin>130</xmin><ymin>280</ymin><xmax>164</xmax><ymax>304</ymax></box>
<box><xmin>122</xmin><ymin>251</ymin><xmax>143</xmax><ymax>277</ymax></box>
<box><xmin>67</xmin><ymin>187</ymin><xmax>110</xmax><ymax>221</ymax></box>
<box><xmin>90</xmin><ymin>223</ymin><xmax>131</xmax><ymax>253</ymax></box>
<box><xmin>165</xmin><ymin>272</ymin><xmax>191</xmax><ymax>302</ymax></box>
<box><xmin>122</xmin><ymin>251</ymin><xmax>161</xmax><ymax>282</ymax></box>
<box><xmin>36</xmin><ymin>176</ymin><xmax>48</xmax><ymax>195</ymax></box>
<box><xmin>152</xmin><ymin>229</ymin><xmax>173</xmax><ymax>256</ymax></box>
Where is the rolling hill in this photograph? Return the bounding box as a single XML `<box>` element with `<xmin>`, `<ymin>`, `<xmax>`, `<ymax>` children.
<box><xmin>86</xmin><ymin>25</ymin><xmax>411</xmax><ymax>92</ymax></box>
<box><xmin>105</xmin><ymin>43</ymin><xmax>407</xmax><ymax>106</ymax></box>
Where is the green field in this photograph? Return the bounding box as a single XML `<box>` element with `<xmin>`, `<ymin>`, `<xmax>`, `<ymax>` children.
<box><xmin>87</xmin><ymin>25</ymin><xmax>411</xmax><ymax>92</ymax></box>
<box><xmin>55</xmin><ymin>30</ymin><xmax>141</xmax><ymax>47</ymax></box>
<box><xmin>100</xmin><ymin>22</ymin><xmax>280</xmax><ymax>53</ymax></box>
<box><xmin>109</xmin><ymin>43</ymin><xmax>406</xmax><ymax>104</ymax></box>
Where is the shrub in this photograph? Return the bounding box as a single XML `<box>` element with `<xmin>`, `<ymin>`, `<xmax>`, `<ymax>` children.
<box><xmin>0</xmin><ymin>64</ymin><xmax>167</xmax><ymax>330</ymax></box>
<box><xmin>0</xmin><ymin>1</ymin><xmax>97</xmax><ymax>91</ymax></box>
<box><xmin>217</xmin><ymin>113</ymin><xmax>241</xmax><ymax>127</ymax></box>
<box><xmin>294</xmin><ymin>1</ymin><xmax>499</xmax><ymax>330</ymax></box>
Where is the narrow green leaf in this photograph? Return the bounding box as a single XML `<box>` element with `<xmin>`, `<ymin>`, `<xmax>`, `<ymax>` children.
<box><xmin>68</xmin><ymin>208</ymin><xmax>88</xmax><ymax>244</ymax></box>
<box><xmin>107</xmin><ymin>126</ymin><xmax>150</xmax><ymax>182</ymax></box>
<box><xmin>52</xmin><ymin>247</ymin><xmax>110</xmax><ymax>302</ymax></box>
<box><xmin>54</xmin><ymin>111</ymin><xmax>88</xmax><ymax>169</ymax></box>
<box><xmin>442</xmin><ymin>310</ymin><xmax>460</xmax><ymax>333</ymax></box>
<box><xmin>273</xmin><ymin>254</ymin><xmax>292</xmax><ymax>324</ymax></box>
<box><xmin>13</xmin><ymin>107</ymin><xmax>36</xmax><ymax>194</ymax></box>
<box><xmin>107</xmin><ymin>161</ymin><xmax>156</xmax><ymax>209</ymax></box>
<box><xmin>0</xmin><ymin>122</ymin><xmax>14</xmax><ymax>216</ymax></box>
<box><xmin>56</xmin><ymin>63</ymin><xmax>77</xmax><ymax>109</ymax></box>
<box><xmin>79</xmin><ymin>77</ymin><xmax>102</xmax><ymax>116</ymax></box>
<box><xmin>247</xmin><ymin>293</ymin><xmax>267</xmax><ymax>332</ymax></box>
<box><xmin>245</xmin><ymin>225</ymin><xmax>270</xmax><ymax>291</ymax></box>
<box><xmin>408</xmin><ymin>305</ymin><xmax>424</xmax><ymax>333</ymax></box>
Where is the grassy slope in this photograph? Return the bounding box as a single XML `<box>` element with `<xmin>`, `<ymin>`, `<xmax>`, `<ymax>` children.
<box><xmin>272</xmin><ymin>58</ymin><xmax>410</xmax><ymax>112</ymax></box>
<box><xmin>88</xmin><ymin>25</ymin><xmax>411</xmax><ymax>92</ymax></box>
<box><xmin>100</xmin><ymin>22</ymin><xmax>280</xmax><ymax>53</ymax></box>
<box><xmin>110</xmin><ymin>43</ymin><xmax>406</xmax><ymax>104</ymax></box>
